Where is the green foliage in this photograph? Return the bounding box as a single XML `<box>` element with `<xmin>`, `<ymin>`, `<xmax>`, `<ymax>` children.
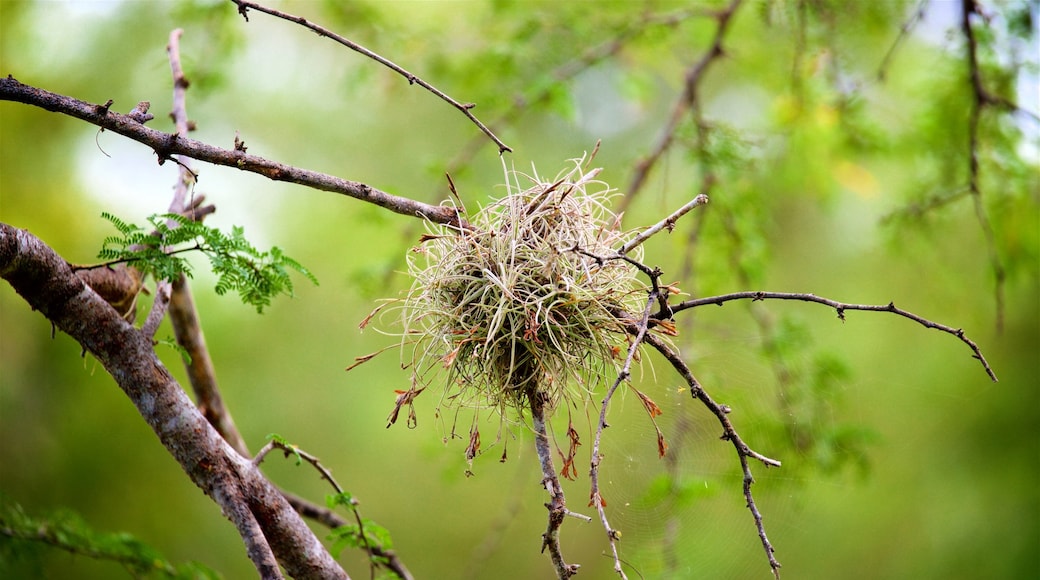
<box><xmin>264</xmin><ymin>433</ymin><xmax>304</xmax><ymax>465</ymax></box>
<box><xmin>0</xmin><ymin>495</ymin><xmax>218</xmax><ymax>579</ymax></box>
<box><xmin>156</xmin><ymin>336</ymin><xmax>193</xmax><ymax>365</ymax></box>
<box><xmin>97</xmin><ymin>213</ymin><xmax>317</xmax><ymax>313</ymax></box>
<box><xmin>765</xmin><ymin>316</ymin><xmax>878</xmax><ymax>476</ymax></box>
<box><xmin>636</xmin><ymin>473</ymin><xmax>718</xmax><ymax>511</ymax></box>
<box><xmin>326</xmin><ymin>493</ymin><xmax>395</xmax><ymax>573</ymax></box>
<box><xmin>2</xmin><ymin>1</ymin><xmax>1037</xmax><ymax>579</ymax></box>
<box><xmin>327</xmin><ymin>518</ymin><xmax>394</xmax><ymax>560</ymax></box>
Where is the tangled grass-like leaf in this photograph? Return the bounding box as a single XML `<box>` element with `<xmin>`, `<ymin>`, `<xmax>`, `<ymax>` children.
<box><xmin>399</xmin><ymin>158</ymin><xmax>646</xmax><ymax>420</ymax></box>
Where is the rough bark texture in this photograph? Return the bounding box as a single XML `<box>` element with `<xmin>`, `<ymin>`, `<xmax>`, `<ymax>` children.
<box><xmin>0</xmin><ymin>75</ymin><xmax>461</xmax><ymax>229</ymax></box>
<box><xmin>0</xmin><ymin>222</ymin><xmax>348</xmax><ymax>580</ymax></box>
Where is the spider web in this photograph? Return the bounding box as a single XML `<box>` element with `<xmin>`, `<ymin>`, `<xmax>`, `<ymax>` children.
<box><xmin>591</xmin><ymin>334</ymin><xmax>832</xmax><ymax>578</ymax></box>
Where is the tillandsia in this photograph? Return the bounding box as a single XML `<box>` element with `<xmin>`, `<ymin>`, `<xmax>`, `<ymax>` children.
<box><xmin>371</xmin><ymin>155</ymin><xmax>658</xmax><ymax>442</ymax></box>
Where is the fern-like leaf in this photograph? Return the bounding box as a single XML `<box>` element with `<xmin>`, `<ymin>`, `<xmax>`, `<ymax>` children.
<box><xmin>96</xmin><ymin>213</ymin><xmax>317</xmax><ymax>313</ymax></box>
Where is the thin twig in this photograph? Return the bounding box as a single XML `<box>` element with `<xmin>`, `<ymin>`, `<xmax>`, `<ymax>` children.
<box><xmin>254</xmin><ymin>440</ymin><xmax>343</xmax><ymax>493</ymax></box>
<box><xmin>619</xmin><ymin>194</ymin><xmax>709</xmax><ymax>255</ymax></box>
<box><xmin>255</xmin><ymin>438</ymin><xmax>379</xmax><ymax>579</ymax></box>
<box><xmin>282</xmin><ymin>492</ymin><xmax>415</xmax><ymax>580</ymax></box>
<box><xmin>879</xmin><ymin>186</ymin><xmax>972</xmax><ymax>224</ymax></box>
<box><xmin>962</xmin><ymin>0</ymin><xmax>1007</xmax><ymax>333</ymax></box>
<box><xmin>668</xmin><ymin>291</ymin><xmax>997</xmax><ymax>382</ymax></box>
<box><xmin>589</xmin><ymin>293</ymin><xmax>658</xmax><ymax>580</ymax></box>
<box><xmin>528</xmin><ymin>384</ymin><xmax>580</xmax><ymax>579</ymax></box>
<box><xmin>715</xmin><ymin>205</ymin><xmax>806</xmax><ymax>449</ymax></box>
<box><xmin>229</xmin><ymin>0</ymin><xmax>511</xmax><ymax>154</ymax></box>
<box><xmin>641</xmin><ymin>332</ymin><xmax>782</xmax><ymax>579</ymax></box>
<box><xmin>140</xmin><ymin>280</ymin><xmax>171</xmax><ymax>339</ymax></box>
<box><xmin>620</xmin><ymin>0</ymin><xmax>743</xmax><ymax>214</ymax></box>
<box><xmin>876</xmin><ymin>0</ymin><xmax>928</xmax><ymax>81</ymax></box>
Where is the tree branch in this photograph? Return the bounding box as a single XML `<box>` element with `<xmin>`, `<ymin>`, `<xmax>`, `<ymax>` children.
<box><xmin>961</xmin><ymin>0</ymin><xmax>1008</xmax><ymax>333</ymax></box>
<box><xmin>0</xmin><ymin>222</ymin><xmax>348</xmax><ymax>580</ymax></box>
<box><xmin>641</xmin><ymin>332</ymin><xmax>782</xmax><ymax>579</ymax></box>
<box><xmin>876</xmin><ymin>0</ymin><xmax>928</xmax><ymax>81</ymax></box>
<box><xmin>0</xmin><ymin>75</ymin><xmax>463</xmax><ymax>228</ymax></box>
<box><xmin>668</xmin><ymin>291</ymin><xmax>997</xmax><ymax>382</ymax></box>
<box><xmin>528</xmin><ymin>385</ymin><xmax>579</xmax><ymax>579</ymax></box>
<box><xmin>620</xmin><ymin>0</ymin><xmax>743</xmax><ymax>213</ymax></box>
<box><xmin>229</xmin><ymin>0</ymin><xmax>511</xmax><ymax>154</ymax></box>
<box><xmin>589</xmin><ymin>293</ymin><xmax>659</xmax><ymax>580</ymax></box>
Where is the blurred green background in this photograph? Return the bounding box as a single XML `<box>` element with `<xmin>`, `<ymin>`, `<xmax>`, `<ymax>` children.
<box><xmin>1</xmin><ymin>1</ymin><xmax>1037</xmax><ymax>579</ymax></box>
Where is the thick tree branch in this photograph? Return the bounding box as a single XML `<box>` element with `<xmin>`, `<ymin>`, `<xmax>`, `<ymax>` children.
<box><xmin>0</xmin><ymin>223</ymin><xmax>348</xmax><ymax>580</ymax></box>
<box><xmin>0</xmin><ymin>75</ymin><xmax>463</xmax><ymax>228</ymax></box>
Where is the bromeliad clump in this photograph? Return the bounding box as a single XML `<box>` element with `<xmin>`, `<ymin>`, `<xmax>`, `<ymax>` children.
<box><xmin>393</xmin><ymin>158</ymin><xmax>646</xmax><ymax>427</ymax></box>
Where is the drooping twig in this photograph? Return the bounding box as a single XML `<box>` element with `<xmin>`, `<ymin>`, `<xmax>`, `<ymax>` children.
<box><xmin>527</xmin><ymin>382</ymin><xmax>580</xmax><ymax>580</ymax></box>
<box><xmin>254</xmin><ymin>439</ymin><xmax>345</xmax><ymax>493</ymax></box>
<box><xmin>255</xmin><ymin>438</ymin><xmax>380</xmax><ymax>580</ymax></box>
<box><xmin>620</xmin><ymin>0</ymin><xmax>743</xmax><ymax>214</ymax></box>
<box><xmin>0</xmin><ymin>76</ymin><xmax>464</xmax><ymax>229</ymax></box>
<box><xmin>589</xmin><ymin>293</ymin><xmax>658</xmax><ymax>580</ymax></box>
<box><xmin>876</xmin><ymin>0</ymin><xmax>928</xmax><ymax>81</ymax></box>
<box><xmin>283</xmin><ymin>487</ymin><xmax>415</xmax><ymax>580</ymax></box>
<box><xmin>668</xmin><ymin>291</ymin><xmax>998</xmax><ymax>382</ymax></box>
<box><xmin>879</xmin><ymin>186</ymin><xmax>972</xmax><ymax>223</ymax></box>
<box><xmin>961</xmin><ymin>0</ymin><xmax>1005</xmax><ymax>333</ymax></box>
<box><xmin>251</xmin><ymin>439</ymin><xmax>415</xmax><ymax>580</ymax></box>
<box><xmin>715</xmin><ymin>205</ymin><xmax>808</xmax><ymax>449</ymax></box>
<box><xmin>441</xmin><ymin>6</ymin><xmax>714</xmax><ymax>179</ymax></box>
<box><xmin>229</xmin><ymin>0</ymin><xmax>511</xmax><ymax>154</ymax></box>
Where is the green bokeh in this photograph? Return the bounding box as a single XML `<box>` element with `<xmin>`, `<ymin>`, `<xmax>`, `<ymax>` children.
<box><xmin>1</xmin><ymin>1</ymin><xmax>1037</xmax><ymax>579</ymax></box>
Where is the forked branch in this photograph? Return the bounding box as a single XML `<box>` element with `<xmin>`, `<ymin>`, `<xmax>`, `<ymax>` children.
<box><xmin>643</xmin><ymin>332</ymin><xmax>782</xmax><ymax>579</ymax></box>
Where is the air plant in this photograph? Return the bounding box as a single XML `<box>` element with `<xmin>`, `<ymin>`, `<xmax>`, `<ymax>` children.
<box><xmin>372</xmin><ymin>155</ymin><xmax>655</xmax><ymax>442</ymax></box>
